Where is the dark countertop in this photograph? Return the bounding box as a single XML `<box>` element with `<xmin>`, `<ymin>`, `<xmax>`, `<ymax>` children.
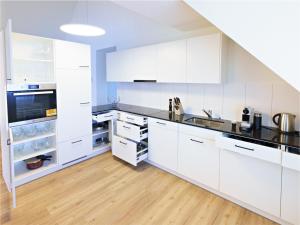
<box><xmin>92</xmin><ymin>103</ymin><xmax>300</xmax><ymax>150</ymax></box>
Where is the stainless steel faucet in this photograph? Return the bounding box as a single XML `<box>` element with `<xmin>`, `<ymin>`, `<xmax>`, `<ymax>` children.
<box><xmin>203</xmin><ymin>109</ymin><xmax>212</xmax><ymax>119</ymax></box>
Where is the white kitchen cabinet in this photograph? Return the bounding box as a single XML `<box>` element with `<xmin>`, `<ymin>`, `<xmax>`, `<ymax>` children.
<box><xmin>178</xmin><ymin>126</ymin><xmax>220</xmax><ymax>190</ymax></box>
<box><xmin>218</xmin><ymin>136</ymin><xmax>282</xmax><ymax>217</ymax></box>
<box><xmin>187</xmin><ymin>33</ymin><xmax>225</xmax><ymax>83</ymax></box>
<box><xmin>130</xmin><ymin>45</ymin><xmax>157</xmax><ymax>81</ymax></box>
<box><xmin>281</xmin><ymin>151</ymin><xmax>300</xmax><ymax>225</ymax></box>
<box><xmin>54</xmin><ymin>40</ymin><xmax>90</xmax><ymax>69</ymax></box>
<box><xmin>106</xmin><ymin>45</ymin><xmax>157</xmax><ymax>82</ymax></box>
<box><xmin>106</xmin><ymin>50</ymin><xmax>133</xmax><ymax>82</ymax></box>
<box><xmin>106</xmin><ymin>32</ymin><xmax>226</xmax><ymax>83</ymax></box>
<box><xmin>148</xmin><ymin>118</ymin><xmax>178</xmax><ymax>171</ymax></box>
<box><xmin>58</xmin><ymin>136</ymin><xmax>92</xmax><ymax>165</ymax></box>
<box><xmin>56</xmin><ymin>68</ymin><xmax>92</xmax><ymax>142</ymax></box>
<box><xmin>157</xmin><ymin>40</ymin><xmax>186</xmax><ymax>83</ymax></box>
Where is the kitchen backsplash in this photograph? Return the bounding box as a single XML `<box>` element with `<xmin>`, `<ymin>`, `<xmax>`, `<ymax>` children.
<box><xmin>115</xmin><ymin>40</ymin><xmax>300</xmax><ymax>130</ymax></box>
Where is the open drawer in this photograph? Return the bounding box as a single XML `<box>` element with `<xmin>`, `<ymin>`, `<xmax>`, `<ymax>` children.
<box><xmin>118</xmin><ymin>112</ymin><xmax>147</xmax><ymax>126</ymax></box>
<box><xmin>116</xmin><ymin>120</ymin><xmax>148</xmax><ymax>142</ymax></box>
<box><xmin>112</xmin><ymin>135</ymin><xmax>148</xmax><ymax>166</ymax></box>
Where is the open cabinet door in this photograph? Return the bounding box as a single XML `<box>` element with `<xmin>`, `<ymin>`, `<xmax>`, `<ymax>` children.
<box><xmin>0</xmin><ymin>20</ymin><xmax>13</xmax><ymax>198</ymax></box>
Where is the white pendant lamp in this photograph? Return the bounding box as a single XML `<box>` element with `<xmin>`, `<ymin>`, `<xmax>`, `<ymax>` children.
<box><xmin>60</xmin><ymin>1</ymin><xmax>105</xmax><ymax>37</ymax></box>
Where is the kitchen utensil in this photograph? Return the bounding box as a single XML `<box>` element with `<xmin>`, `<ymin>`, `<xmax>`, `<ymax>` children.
<box><xmin>26</xmin><ymin>158</ymin><xmax>43</xmax><ymax>170</ymax></box>
<box><xmin>272</xmin><ymin>113</ymin><xmax>296</xmax><ymax>133</ymax></box>
<box><xmin>173</xmin><ymin>97</ymin><xmax>184</xmax><ymax>116</ymax></box>
<box><xmin>169</xmin><ymin>99</ymin><xmax>172</xmax><ymax>113</ymax></box>
<box><xmin>253</xmin><ymin>112</ymin><xmax>262</xmax><ymax>130</ymax></box>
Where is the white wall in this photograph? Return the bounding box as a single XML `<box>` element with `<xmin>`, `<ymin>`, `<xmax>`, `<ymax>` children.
<box><xmin>116</xmin><ymin>39</ymin><xmax>300</xmax><ymax>130</ymax></box>
<box><xmin>184</xmin><ymin>1</ymin><xmax>300</xmax><ymax>92</ymax></box>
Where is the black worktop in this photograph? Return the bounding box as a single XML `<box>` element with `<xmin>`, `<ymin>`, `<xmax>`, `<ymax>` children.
<box><xmin>92</xmin><ymin>103</ymin><xmax>300</xmax><ymax>149</ymax></box>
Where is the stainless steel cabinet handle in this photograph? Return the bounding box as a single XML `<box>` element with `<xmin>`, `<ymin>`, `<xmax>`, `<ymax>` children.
<box><xmin>80</xmin><ymin>102</ymin><xmax>90</xmax><ymax>105</ymax></box>
<box><xmin>119</xmin><ymin>141</ymin><xmax>127</xmax><ymax>145</ymax></box>
<box><xmin>235</xmin><ymin>145</ymin><xmax>254</xmax><ymax>151</ymax></box>
<box><xmin>72</xmin><ymin>140</ymin><xmax>82</xmax><ymax>144</ymax></box>
<box><xmin>156</xmin><ymin>122</ymin><xmax>166</xmax><ymax>125</ymax></box>
<box><xmin>190</xmin><ymin>139</ymin><xmax>204</xmax><ymax>144</ymax></box>
<box><xmin>126</xmin><ymin>117</ymin><xmax>134</xmax><ymax>120</ymax></box>
<box><xmin>79</xmin><ymin>65</ymin><xmax>89</xmax><ymax>68</ymax></box>
<box><xmin>104</xmin><ymin>115</ymin><xmax>113</xmax><ymax>118</ymax></box>
<box><xmin>123</xmin><ymin>126</ymin><xmax>131</xmax><ymax>129</ymax></box>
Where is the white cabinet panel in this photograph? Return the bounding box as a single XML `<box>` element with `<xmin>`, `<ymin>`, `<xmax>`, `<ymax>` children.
<box><xmin>106</xmin><ymin>50</ymin><xmax>132</xmax><ymax>82</ymax></box>
<box><xmin>187</xmin><ymin>33</ymin><xmax>222</xmax><ymax>83</ymax></box>
<box><xmin>220</xmin><ymin>149</ymin><xmax>281</xmax><ymax>217</ymax></box>
<box><xmin>281</xmin><ymin>167</ymin><xmax>300</xmax><ymax>225</ymax></box>
<box><xmin>130</xmin><ymin>45</ymin><xmax>158</xmax><ymax>81</ymax></box>
<box><xmin>148</xmin><ymin>118</ymin><xmax>178</xmax><ymax>171</ymax></box>
<box><xmin>55</xmin><ymin>40</ymin><xmax>90</xmax><ymax>69</ymax></box>
<box><xmin>178</xmin><ymin>133</ymin><xmax>219</xmax><ymax>189</ymax></box>
<box><xmin>56</xmin><ymin>68</ymin><xmax>92</xmax><ymax>142</ymax></box>
<box><xmin>157</xmin><ymin>40</ymin><xmax>186</xmax><ymax>83</ymax></box>
<box><xmin>58</xmin><ymin>136</ymin><xmax>92</xmax><ymax>165</ymax></box>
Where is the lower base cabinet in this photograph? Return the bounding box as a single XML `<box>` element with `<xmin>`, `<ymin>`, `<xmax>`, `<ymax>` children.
<box><xmin>58</xmin><ymin>136</ymin><xmax>92</xmax><ymax>165</ymax></box>
<box><xmin>148</xmin><ymin>118</ymin><xmax>178</xmax><ymax>171</ymax></box>
<box><xmin>281</xmin><ymin>168</ymin><xmax>300</xmax><ymax>225</ymax></box>
<box><xmin>178</xmin><ymin>133</ymin><xmax>219</xmax><ymax>190</ymax></box>
<box><xmin>220</xmin><ymin>150</ymin><xmax>281</xmax><ymax>217</ymax></box>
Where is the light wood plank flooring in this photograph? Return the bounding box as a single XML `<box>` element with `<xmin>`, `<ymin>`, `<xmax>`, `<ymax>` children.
<box><xmin>1</xmin><ymin>152</ymin><xmax>277</xmax><ymax>225</ymax></box>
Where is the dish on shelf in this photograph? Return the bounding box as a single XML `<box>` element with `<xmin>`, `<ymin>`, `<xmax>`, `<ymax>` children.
<box><xmin>25</xmin><ymin>155</ymin><xmax>52</xmax><ymax>170</ymax></box>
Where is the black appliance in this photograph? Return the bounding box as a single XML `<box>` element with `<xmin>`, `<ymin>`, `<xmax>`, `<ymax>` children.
<box><xmin>7</xmin><ymin>84</ymin><xmax>57</xmax><ymax>126</ymax></box>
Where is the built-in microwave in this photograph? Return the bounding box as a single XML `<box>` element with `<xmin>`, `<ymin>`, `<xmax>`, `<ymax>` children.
<box><xmin>7</xmin><ymin>84</ymin><xmax>57</xmax><ymax>126</ymax></box>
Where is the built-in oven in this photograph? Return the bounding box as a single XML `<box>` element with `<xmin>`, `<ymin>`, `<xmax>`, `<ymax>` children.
<box><xmin>7</xmin><ymin>84</ymin><xmax>57</xmax><ymax>126</ymax></box>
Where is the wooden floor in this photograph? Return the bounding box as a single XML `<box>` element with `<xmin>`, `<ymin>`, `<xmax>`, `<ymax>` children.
<box><xmin>1</xmin><ymin>152</ymin><xmax>277</xmax><ymax>225</ymax></box>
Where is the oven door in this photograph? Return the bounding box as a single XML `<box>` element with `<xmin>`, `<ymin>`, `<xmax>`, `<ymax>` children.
<box><xmin>7</xmin><ymin>89</ymin><xmax>57</xmax><ymax>126</ymax></box>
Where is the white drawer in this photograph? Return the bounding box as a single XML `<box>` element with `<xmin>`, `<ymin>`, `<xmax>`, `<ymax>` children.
<box><xmin>58</xmin><ymin>136</ymin><xmax>92</xmax><ymax>165</ymax></box>
<box><xmin>179</xmin><ymin>124</ymin><xmax>221</xmax><ymax>141</ymax></box>
<box><xmin>112</xmin><ymin>135</ymin><xmax>148</xmax><ymax>166</ymax></box>
<box><xmin>116</xmin><ymin>121</ymin><xmax>148</xmax><ymax>142</ymax></box>
<box><xmin>118</xmin><ymin>112</ymin><xmax>147</xmax><ymax>126</ymax></box>
<box><xmin>93</xmin><ymin>111</ymin><xmax>116</xmax><ymax>123</ymax></box>
<box><xmin>148</xmin><ymin>117</ymin><xmax>178</xmax><ymax>130</ymax></box>
<box><xmin>216</xmin><ymin>136</ymin><xmax>282</xmax><ymax>164</ymax></box>
<box><xmin>282</xmin><ymin>151</ymin><xmax>300</xmax><ymax>172</ymax></box>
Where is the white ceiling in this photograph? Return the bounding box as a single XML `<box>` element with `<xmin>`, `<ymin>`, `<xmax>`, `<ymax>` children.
<box><xmin>1</xmin><ymin>1</ymin><xmax>216</xmax><ymax>50</ymax></box>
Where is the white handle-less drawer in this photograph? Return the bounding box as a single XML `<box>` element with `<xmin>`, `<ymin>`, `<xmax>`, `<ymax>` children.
<box><xmin>216</xmin><ymin>136</ymin><xmax>282</xmax><ymax>164</ymax></box>
<box><xmin>112</xmin><ymin>135</ymin><xmax>148</xmax><ymax>166</ymax></box>
<box><xmin>116</xmin><ymin>121</ymin><xmax>148</xmax><ymax>142</ymax></box>
<box><xmin>118</xmin><ymin>112</ymin><xmax>147</xmax><ymax>126</ymax></box>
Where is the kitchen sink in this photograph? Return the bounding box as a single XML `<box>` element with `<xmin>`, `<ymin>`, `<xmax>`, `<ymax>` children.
<box><xmin>185</xmin><ymin>117</ymin><xmax>224</xmax><ymax>128</ymax></box>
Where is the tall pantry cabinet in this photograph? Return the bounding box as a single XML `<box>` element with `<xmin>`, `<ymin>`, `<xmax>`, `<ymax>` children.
<box><xmin>55</xmin><ymin>40</ymin><xmax>93</xmax><ymax>165</ymax></box>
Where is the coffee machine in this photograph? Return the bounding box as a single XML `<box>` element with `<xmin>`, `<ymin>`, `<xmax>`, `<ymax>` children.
<box><xmin>240</xmin><ymin>107</ymin><xmax>253</xmax><ymax>131</ymax></box>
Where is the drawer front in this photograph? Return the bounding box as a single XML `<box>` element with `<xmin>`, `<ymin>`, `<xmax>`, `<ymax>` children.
<box><xmin>116</xmin><ymin>121</ymin><xmax>147</xmax><ymax>142</ymax></box>
<box><xmin>112</xmin><ymin>135</ymin><xmax>146</xmax><ymax>166</ymax></box>
<box><xmin>179</xmin><ymin>123</ymin><xmax>221</xmax><ymax>141</ymax></box>
<box><xmin>93</xmin><ymin>111</ymin><xmax>115</xmax><ymax>123</ymax></box>
<box><xmin>148</xmin><ymin>117</ymin><xmax>178</xmax><ymax>130</ymax></box>
<box><xmin>119</xmin><ymin>112</ymin><xmax>147</xmax><ymax>126</ymax></box>
<box><xmin>58</xmin><ymin>136</ymin><xmax>92</xmax><ymax>165</ymax></box>
<box><xmin>216</xmin><ymin>136</ymin><xmax>281</xmax><ymax>164</ymax></box>
<box><xmin>282</xmin><ymin>152</ymin><xmax>300</xmax><ymax>172</ymax></box>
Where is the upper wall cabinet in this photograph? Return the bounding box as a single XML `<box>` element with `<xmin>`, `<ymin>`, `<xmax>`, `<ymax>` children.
<box><xmin>106</xmin><ymin>45</ymin><xmax>157</xmax><ymax>82</ymax></box>
<box><xmin>54</xmin><ymin>40</ymin><xmax>91</xmax><ymax>69</ymax></box>
<box><xmin>106</xmin><ymin>32</ymin><xmax>227</xmax><ymax>84</ymax></box>
<box><xmin>187</xmin><ymin>33</ymin><xmax>226</xmax><ymax>83</ymax></box>
<box><xmin>157</xmin><ymin>39</ymin><xmax>186</xmax><ymax>83</ymax></box>
<box><xmin>8</xmin><ymin>33</ymin><xmax>55</xmax><ymax>84</ymax></box>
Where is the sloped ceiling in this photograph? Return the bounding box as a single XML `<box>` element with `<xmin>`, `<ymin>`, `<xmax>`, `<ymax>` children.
<box><xmin>184</xmin><ymin>1</ymin><xmax>300</xmax><ymax>92</ymax></box>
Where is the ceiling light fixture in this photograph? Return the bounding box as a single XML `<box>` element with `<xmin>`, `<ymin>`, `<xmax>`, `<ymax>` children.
<box><xmin>60</xmin><ymin>1</ymin><xmax>105</xmax><ymax>37</ymax></box>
